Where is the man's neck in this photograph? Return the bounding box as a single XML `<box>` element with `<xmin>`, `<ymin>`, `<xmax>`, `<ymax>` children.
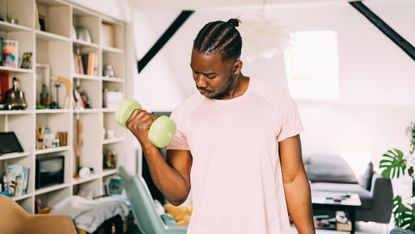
<box><xmin>225</xmin><ymin>75</ymin><xmax>250</xmax><ymax>100</ymax></box>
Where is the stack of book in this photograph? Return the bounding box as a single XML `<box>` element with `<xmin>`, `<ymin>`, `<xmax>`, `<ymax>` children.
<box><xmin>73</xmin><ymin>50</ymin><xmax>98</xmax><ymax>76</ymax></box>
<box><xmin>314</xmin><ymin>215</ymin><xmax>336</xmax><ymax>230</ymax></box>
<box><xmin>73</xmin><ymin>86</ymin><xmax>92</xmax><ymax>110</ymax></box>
<box><xmin>336</xmin><ymin>211</ymin><xmax>352</xmax><ymax>231</ymax></box>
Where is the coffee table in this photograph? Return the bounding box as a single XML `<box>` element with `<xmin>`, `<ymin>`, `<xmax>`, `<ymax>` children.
<box><xmin>312</xmin><ymin>192</ymin><xmax>361</xmax><ymax>234</ymax></box>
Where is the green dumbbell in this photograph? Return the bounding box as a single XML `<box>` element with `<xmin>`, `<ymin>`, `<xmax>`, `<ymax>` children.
<box><xmin>115</xmin><ymin>98</ymin><xmax>176</xmax><ymax>148</ymax></box>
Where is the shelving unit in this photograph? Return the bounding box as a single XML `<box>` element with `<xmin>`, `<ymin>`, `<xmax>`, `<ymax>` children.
<box><xmin>0</xmin><ymin>0</ymin><xmax>127</xmax><ymax>213</ymax></box>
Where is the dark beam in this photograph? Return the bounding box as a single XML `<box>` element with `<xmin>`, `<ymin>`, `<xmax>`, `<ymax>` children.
<box><xmin>349</xmin><ymin>1</ymin><xmax>415</xmax><ymax>61</ymax></box>
<box><xmin>137</xmin><ymin>10</ymin><xmax>194</xmax><ymax>73</ymax></box>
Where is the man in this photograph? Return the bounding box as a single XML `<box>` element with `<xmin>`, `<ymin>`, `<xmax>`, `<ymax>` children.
<box><xmin>127</xmin><ymin>18</ymin><xmax>315</xmax><ymax>234</ymax></box>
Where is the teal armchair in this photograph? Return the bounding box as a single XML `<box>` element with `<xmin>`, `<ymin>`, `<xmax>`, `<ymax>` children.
<box><xmin>118</xmin><ymin>167</ymin><xmax>187</xmax><ymax>234</ymax></box>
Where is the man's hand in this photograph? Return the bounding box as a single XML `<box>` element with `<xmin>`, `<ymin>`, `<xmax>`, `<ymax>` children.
<box><xmin>127</xmin><ymin>109</ymin><xmax>157</xmax><ymax>150</ymax></box>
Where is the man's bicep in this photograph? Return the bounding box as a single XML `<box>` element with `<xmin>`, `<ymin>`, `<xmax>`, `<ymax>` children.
<box><xmin>279</xmin><ymin>135</ymin><xmax>305</xmax><ymax>183</ymax></box>
<box><xmin>166</xmin><ymin>149</ymin><xmax>192</xmax><ymax>186</ymax></box>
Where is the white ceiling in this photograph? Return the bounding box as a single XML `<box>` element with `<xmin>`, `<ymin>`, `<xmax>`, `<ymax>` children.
<box><xmin>130</xmin><ymin>0</ymin><xmax>352</xmax><ymax>10</ymax></box>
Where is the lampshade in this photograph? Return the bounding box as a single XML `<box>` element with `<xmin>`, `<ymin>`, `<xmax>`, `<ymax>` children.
<box><xmin>239</xmin><ymin>11</ymin><xmax>290</xmax><ymax>62</ymax></box>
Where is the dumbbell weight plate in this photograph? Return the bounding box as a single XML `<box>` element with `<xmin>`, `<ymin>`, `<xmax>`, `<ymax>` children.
<box><xmin>115</xmin><ymin>98</ymin><xmax>142</xmax><ymax>128</ymax></box>
<box><xmin>148</xmin><ymin>116</ymin><xmax>176</xmax><ymax>148</ymax></box>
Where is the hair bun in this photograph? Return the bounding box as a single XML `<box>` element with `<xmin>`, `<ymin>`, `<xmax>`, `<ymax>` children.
<box><xmin>227</xmin><ymin>18</ymin><xmax>240</xmax><ymax>27</ymax></box>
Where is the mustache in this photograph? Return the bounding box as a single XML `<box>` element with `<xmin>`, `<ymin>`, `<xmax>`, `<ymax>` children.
<box><xmin>197</xmin><ymin>87</ymin><xmax>212</xmax><ymax>93</ymax></box>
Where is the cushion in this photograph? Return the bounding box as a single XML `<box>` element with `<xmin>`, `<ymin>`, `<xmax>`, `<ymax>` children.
<box><xmin>306</xmin><ymin>155</ymin><xmax>358</xmax><ymax>184</ymax></box>
<box><xmin>358</xmin><ymin>162</ymin><xmax>373</xmax><ymax>190</ymax></box>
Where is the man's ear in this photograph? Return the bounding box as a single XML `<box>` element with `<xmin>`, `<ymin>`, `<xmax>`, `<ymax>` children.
<box><xmin>233</xmin><ymin>60</ymin><xmax>243</xmax><ymax>76</ymax></box>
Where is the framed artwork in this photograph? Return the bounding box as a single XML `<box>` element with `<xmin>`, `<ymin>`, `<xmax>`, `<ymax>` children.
<box><xmin>101</xmin><ymin>22</ymin><xmax>115</xmax><ymax>48</ymax></box>
<box><xmin>1</xmin><ymin>40</ymin><xmax>18</xmax><ymax>68</ymax></box>
<box><xmin>20</xmin><ymin>52</ymin><xmax>32</xmax><ymax>69</ymax></box>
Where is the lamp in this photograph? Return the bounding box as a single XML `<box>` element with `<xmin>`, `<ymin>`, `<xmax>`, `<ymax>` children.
<box><xmin>238</xmin><ymin>2</ymin><xmax>290</xmax><ymax>62</ymax></box>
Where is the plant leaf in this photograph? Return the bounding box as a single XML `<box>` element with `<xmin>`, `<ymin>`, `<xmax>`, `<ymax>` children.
<box><xmin>407</xmin><ymin>122</ymin><xmax>415</xmax><ymax>154</ymax></box>
<box><xmin>399</xmin><ymin>202</ymin><xmax>415</xmax><ymax>230</ymax></box>
<box><xmin>380</xmin><ymin>149</ymin><xmax>406</xmax><ymax>179</ymax></box>
<box><xmin>392</xmin><ymin>196</ymin><xmax>407</xmax><ymax>228</ymax></box>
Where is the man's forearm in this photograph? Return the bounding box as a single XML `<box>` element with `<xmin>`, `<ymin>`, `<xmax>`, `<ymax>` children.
<box><xmin>143</xmin><ymin>145</ymin><xmax>190</xmax><ymax>205</ymax></box>
<box><xmin>284</xmin><ymin>173</ymin><xmax>315</xmax><ymax>234</ymax></box>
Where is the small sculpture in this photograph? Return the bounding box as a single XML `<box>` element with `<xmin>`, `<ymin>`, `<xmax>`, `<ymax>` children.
<box><xmin>4</xmin><ymin>77</ymin><xmax>27</xmax><ymax>110</ymax></box>
<box><xmin>103</xmin><ymin>64</ymin><xmax>115</xmax><ymax>77</ymax></box>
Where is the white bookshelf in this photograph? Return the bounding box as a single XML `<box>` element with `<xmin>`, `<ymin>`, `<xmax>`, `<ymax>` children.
<box><xmin>0</xmin><ymin>0</ymin><xmax>127</xmax><ymax>213</ymax></box>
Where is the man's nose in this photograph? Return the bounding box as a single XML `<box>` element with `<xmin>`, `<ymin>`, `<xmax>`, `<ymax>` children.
<box><xmin>195</xmin><ymin>75</ymin><xmax>207</xmax><ymax>88</ymax></box>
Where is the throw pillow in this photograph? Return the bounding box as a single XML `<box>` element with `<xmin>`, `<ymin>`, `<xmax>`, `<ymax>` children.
<box><xmin>306</xmin><ymin>154</ymin><xmax>358</xmax><ymax>184</ymax></box>
<box><xmin>358</xmin><ymin>162</ymin><xmax>373</xmax><ymax>190</ymax></box>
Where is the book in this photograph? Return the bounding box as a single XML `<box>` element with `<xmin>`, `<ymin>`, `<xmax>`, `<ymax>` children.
<box><xmin>336</xmin><ymin>221</ymin><xmax>352</xmax><ymax>231</ymax></box>
<box><xmin>1</xmin><ymin>40</ymin><xmax>19</xmax><ymax>68</ymax></box>
<box><xmin>0</xmin><ymin>72</ymin><xmax>9</xmax><ymax>104</ymax></box>
<box><xmin>6</xmin><ymin>165</ymin><xmax>29</xmax><ymax>196</ymax></box>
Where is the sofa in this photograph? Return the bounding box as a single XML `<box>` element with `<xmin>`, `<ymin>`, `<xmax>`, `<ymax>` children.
<box><xmin>304</xmin><ymin>154</ymin><xmax>393</xmax><ymax>223</ymax></box>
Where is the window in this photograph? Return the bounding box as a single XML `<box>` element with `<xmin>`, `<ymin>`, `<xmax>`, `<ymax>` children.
<box><xmin>284</xmin><ymin>31</ymin><xmax>339</xmax><ymax>99</ymax></box>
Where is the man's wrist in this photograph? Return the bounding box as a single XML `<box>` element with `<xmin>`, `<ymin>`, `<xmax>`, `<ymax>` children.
<box><xmin>142</xmin><ymin>143</ymin><xmax>158</xmax><ymax>155</ymax></box>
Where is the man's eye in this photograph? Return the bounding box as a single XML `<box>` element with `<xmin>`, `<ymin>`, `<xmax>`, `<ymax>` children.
<box><xmin>206</xmin><ymin>74</ymin><xmax>216</xmax><ymax>79</ymax></box>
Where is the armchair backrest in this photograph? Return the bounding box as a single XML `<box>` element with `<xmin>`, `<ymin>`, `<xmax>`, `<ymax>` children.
<box><xmin>118</xmin><ymin>166</ymin><xmax>168</xmax><ymax>234</ymax></box>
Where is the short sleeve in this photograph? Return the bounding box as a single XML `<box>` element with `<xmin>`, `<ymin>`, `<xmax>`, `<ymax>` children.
<box><xmin>277</xmin><ymin>92</ymin><xmax>304</xmax><ymax>142</ymax></box>
<box><xmin>167</xmin><ymin>109</ymin><xmax>190</xmax><ymax>150</ymax></box>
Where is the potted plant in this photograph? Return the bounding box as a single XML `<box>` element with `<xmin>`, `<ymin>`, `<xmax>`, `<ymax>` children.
<box><xmin>379</xmin><ymin>121</ymin><xmax>415</xmax><ymax>232</ymax></box>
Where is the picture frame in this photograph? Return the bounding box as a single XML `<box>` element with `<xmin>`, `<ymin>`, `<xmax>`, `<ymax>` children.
<box><xmin>101</xmin><ymin>22</ymin><xmax>115</xmax><ymax>48</ymax></box>
<box><xmin>1</xmin><ymin>39</ymin><xmax>18</xmax><ymax>68</ymax></box>
<box><xmin>20</xmin><ymin>52</ymin><xmax>32</xmax><ymax>69</ymax></box>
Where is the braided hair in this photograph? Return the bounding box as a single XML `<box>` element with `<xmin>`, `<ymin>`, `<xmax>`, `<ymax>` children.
<box><xmin>193</xmin><ymin>18</ymin><xmax>242</xmax><ymax>61</ymax></box>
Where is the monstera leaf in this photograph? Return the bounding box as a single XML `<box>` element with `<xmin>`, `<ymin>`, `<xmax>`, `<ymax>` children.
<box><xmin>393</xmin><ymin>196</ymin><xmax>415</xmax><ymax>230</ymax></box>
<box><xmin>408</xmin><ymin>122</ymin><xmax>415</xmax><ymax>154</ymax></box>
<box><xmin>380</xmin><ymin>149</ymin><xmax>406</xmax><ymax>179</ymax></box>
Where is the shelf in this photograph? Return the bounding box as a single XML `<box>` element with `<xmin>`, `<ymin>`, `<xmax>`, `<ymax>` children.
<box><xmin>0</xmin><ymin>110</ymin><xmax>33</xmax><ymax>115</ymax></box>
<box><xmin>35</xmin><ymin>109</ymin><xmax>72</xmax><ymax>114</ymax></box>
<box><xmin>73</xmin><ymin>109</ymin><xmax>100</xmax><ymax>114</ymax></box>
<box><xmin>0</xmin><ymin>21</ymin><xmax>32</xmax><ymax>32</ymax></box>
<box><xmin>12</xmin><ymin>193</ymin><xmax>33</xmax><ymax>201</ymax></box>
<box><xmin>35</xmin><ymin>146</ymin><xmax>70</xmax><ymax>155</ymax></box>
<box><xmin>0</xmin><ymin>66</ymin><xmax>33</xmax><ymax>73</ymax></box>
<box><xmin>102</xmin><ymin>138</ymin><xmax>124</xmax><ymax>145</ymax></box>
<box><xmin>102</xmin><ymin>46</ymin><xmax>124</xmax><ymax>54</ymax></box>
<box><xmin>35</xmin><ymin>183</ymin><xmax>70</xmax><ymax>196</ymax></box>
<box><xmin>102</xmin><ymin>77</ymin><xmax>124</xmax><ymax>83</ymax></box>
<box><xmin>37</xmin><ymin>0</ymin><xmax>69</xmax><ymax>7</ymax></box>
<box><xmin>73</xmin><ymin>39</ymin><xmax>99</xmax><ymax>48</ymax></box>
<box><xmin>72</xmin><ymin>174</ymin><xmax>101</xmax><ymax>185</ymax></box>
<box><xmin>36</xmin><ymin>30</ymin><xmax>71</xmax><ymax>42</ymax></box>
<box><xmin>0</xmin><ymin>152</ymin><xmax>30</xmax><ymax>161</ymax></box>
<box><xmin>73</xmin><ymin>74</ymin><xmax>101</xmax><ymax>80</ymax></box>
<box><xmin>102</xmin><ymin>108</ymin><xmax>116</xmax><ymax>113</ymax></box>
<box><xmin>2</xmin><ymin>0</ymin><xmax>127</xmax><ymax>214</ymax></box>
<box><xmin>102</xmin><ymin>169</ymin><xmax>118</xmax><ymax>177</ymax></box>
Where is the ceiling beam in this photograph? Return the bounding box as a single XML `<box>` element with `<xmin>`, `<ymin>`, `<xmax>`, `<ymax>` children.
<box><xmin>350</xmin><ymin>1</ymin><xmax>415</xmax><ymax>61</ymax></box>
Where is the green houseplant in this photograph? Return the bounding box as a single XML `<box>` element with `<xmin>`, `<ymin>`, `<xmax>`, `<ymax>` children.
<box><xmin>379</xmin><ymin>122</ymin><xmax>415</xmax><ymax>231</ymax></box>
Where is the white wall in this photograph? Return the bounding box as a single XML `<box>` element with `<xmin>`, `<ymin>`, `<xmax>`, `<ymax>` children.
<box><xmin>132</xmin><ymin>11</ymin><xmax>186</xmax><ymax>111</ymax></box>
<box><xmin>66</xmin><ymin>0</ymin><xmax>131</xmax><ymax>22</ymax></box>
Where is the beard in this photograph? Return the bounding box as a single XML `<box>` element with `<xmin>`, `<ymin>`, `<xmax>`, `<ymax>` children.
<box><xmin>200</xmin><ymin>74</ymin><xmax>236</xmax><ymax>100</ymax></box>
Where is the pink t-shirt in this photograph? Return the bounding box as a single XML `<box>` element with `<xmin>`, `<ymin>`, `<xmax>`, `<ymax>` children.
<box><xmin>167</xmin><ymin>79</ymin><xmax>304</xmax><ymax>234</ymax></box>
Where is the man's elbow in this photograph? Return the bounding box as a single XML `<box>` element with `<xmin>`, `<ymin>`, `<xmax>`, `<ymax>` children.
<box><xmin>166</xmin><ymin>187</ymin><xmax>190</xmax><ymax>206</ymax></box>
<box><xmin>283</xmin><ymin>171</ymin><xmax>308</xmax><ymax>186</ymax></box>
<box><xmin>168</xmin><ymin>194</ymin><xmax>189</xmax><ymax>206</ymax></box>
